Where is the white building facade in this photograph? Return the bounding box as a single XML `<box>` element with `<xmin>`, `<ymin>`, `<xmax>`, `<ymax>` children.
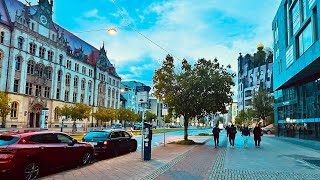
<box><xmin>0</xmin><ymin>0</ymin><xmax>121</xmax><ymax>128</ymax></box>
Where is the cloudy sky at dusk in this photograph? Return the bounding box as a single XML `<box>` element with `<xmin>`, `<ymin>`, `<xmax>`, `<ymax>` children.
<box><xmin>21</xmin><ymin>0</ymin><xmax>281</xmax><ymax>89</ymax></box>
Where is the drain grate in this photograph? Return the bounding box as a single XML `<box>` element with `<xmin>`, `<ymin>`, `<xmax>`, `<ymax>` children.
<box><xmin>303</xmin><ymin>159</ymin><xmax>320</xmax><ymax>167</ymax></box>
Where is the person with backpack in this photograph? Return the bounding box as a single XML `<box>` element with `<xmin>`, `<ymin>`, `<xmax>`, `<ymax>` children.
<box><xmin>241</xmin><ymin>125</ymin><xmax>250</xmax><ymax>148</ymax></box>
<box><xmin>253</xmin><ymin>124</ymin><xmax>262</xmax><ymax>148</ymax></box>
<box><xmin>212</xmin><ymin>124</ymin><xmax>221</xmax><ymax>148</ymax></box>
<box><xmin>228</xmin><ymin>124</ymin><xmax>237</xmax><ymax>148</ymax></box>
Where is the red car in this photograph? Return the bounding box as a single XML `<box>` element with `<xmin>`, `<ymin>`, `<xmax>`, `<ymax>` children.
<box><xmin>0</xmin><ymin>130</ymin><xmax>94</xmax><ymax>180</ymax></box>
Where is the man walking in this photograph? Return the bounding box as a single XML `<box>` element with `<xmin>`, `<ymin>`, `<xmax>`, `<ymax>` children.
<box><xmin>241</xmin><ymin>125</ymin><xmax>250</xmax><ymax>148</ymax></box>
<box><xmin>228</xmin><ymin>124</ymin><xmax>237</xmax><ymax>148</ymax></box>
<box><xmin>212</xmin><ymin>124</ymin><xmax>221</xmax><ymax>148</ymax></box>
<box><xmin>253</xmin><ymin>124</ymin><xmax>262</xmax><ymax>148</ymax></box>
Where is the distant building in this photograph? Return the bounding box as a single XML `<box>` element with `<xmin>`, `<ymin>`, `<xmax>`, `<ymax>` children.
<box><xmin>227</xmin><ymin>101</ymin><xmax>238</xmax><ymax>124</ymax></box>
<box><xmin>237</xmin><ymin>45</ymin><xmax>273</xmax><ymax>113</ymax></box>
<box><xmin>273</xmin><ymin>0</ymin><xmax>320</xmax><ymax>141</ymax></box>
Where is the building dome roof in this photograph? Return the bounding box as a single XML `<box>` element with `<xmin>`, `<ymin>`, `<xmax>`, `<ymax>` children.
<box><xmin>257</xmin><ymin>43</ymin><xmax>264</xmax><ymax>49</ymax></box>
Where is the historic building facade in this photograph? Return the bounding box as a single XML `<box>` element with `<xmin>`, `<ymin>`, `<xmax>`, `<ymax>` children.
<box><xmin>273</xmin><ymin>0</ymin><xmax>320</xmax><ymax>141</ymax></box>
<box><xmin>237</xmin><ymin>45</ymin><xmax>274</xmax><ymax>112</ymax></box>
<box><xmin>0</xmin><ymin>0</ymin><xmax>121</xmax><ymax>128</ymax></box>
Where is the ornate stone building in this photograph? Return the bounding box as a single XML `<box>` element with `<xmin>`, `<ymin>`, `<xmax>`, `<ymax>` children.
<box><xmin>0</xmin><ymin>0</ymin><xmax>121</xmax><ymax>128</ymax></box>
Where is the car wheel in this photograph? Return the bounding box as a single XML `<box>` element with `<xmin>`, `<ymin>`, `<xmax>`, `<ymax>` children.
<box><xmin>23</xmin><ymin>161</ymin><xmax>40</xmax><ymax>180</ymax></box>
<box><xmin>82</xmin><ymin>152</ymin><xmax>92</xmax><ymax>166</ymax></box>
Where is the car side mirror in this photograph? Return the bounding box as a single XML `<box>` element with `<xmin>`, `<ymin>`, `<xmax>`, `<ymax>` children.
<box><xmin>69</xmin><ymin>139</ymin><xmax>78</xmax><ymax>146</ymax></box>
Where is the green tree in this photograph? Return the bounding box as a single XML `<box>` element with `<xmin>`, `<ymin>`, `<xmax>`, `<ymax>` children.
<box><xmin>164</xmin><ymin>115</ymin><xmax>171</xmax><ymax>123</ymax></box>
<box><xmin>70</xmin><ymin>103</ymin><xmax>92</xmax><ymax>133</ymax></box>
<box><xmin>93</xmin><ymin>107</ymin><xmax>117</xmax><ymax>125</ymax></box>
<box><xmin>215</xmin><ymin>116</ymin><xmax>224</xmax><ymax>124</ymax></box>
<box><xmin>0</xmin><ymin>92</ymin><xmax>10</xmax><ymax>128</ymax></box>
<box><xmin>145</xmin><ymin>111</ymin><xmax>157</xmax><ymax>122</ymax></box>
<box><xmin>153</xmin><ymin>55</ymin><xmax>235</xmax><ymax>140</ymax></box>
<box><xmin>199</xmin><ymin>118</ymin><xmax>206</xmax><ymax>125</ymax></box>
<box><xmin>134</xmin><ymin>113</ymin><xmax>142</xmax><ymax>122</ymax></box>
<box><xmin>235</xmin><ymin>110</ymin><xmax>247</xmax><ymax>126</ymax></box>
<box><xmin>246</xmin><ymin>108</ymin><xmax>257</xmax><ymax>123</ymax></box>
<box><xmin>253</xmin><ymin>90</ymin><xmax>273</xmax><ymax>122</ymax></box>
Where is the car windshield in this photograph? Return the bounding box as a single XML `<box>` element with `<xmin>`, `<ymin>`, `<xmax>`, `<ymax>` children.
<box><xmin>84</xmin><ymin>131</ymin><xmax>110</xmax><ymax>139</ymax></box>
<box><xmin>0</xmin><ymin>135</ymin><xmax>19</xmax><ymax>146</ymax></box>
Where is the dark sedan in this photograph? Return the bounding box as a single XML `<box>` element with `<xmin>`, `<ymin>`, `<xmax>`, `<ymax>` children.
<box><xmin>82</xmin><ymin>130</ymin><xmax>137</xmax><ymax>157</ymax></box>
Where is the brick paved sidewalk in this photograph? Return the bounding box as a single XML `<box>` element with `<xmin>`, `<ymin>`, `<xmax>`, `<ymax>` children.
<box><xmin>41</xmin><ymin>136</ymin><xmax>212</xmax><ymax>180</ymax></box>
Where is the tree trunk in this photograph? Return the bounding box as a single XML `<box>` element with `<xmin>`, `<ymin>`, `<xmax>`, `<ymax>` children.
<box><xmin>184</xmin><ymin>116</ymin><xmax>189</xmax><ymax>141</ymax></box>
<box><xmin>1</xmin><ymin>117</ymin><xmax>6</xmax><ymax>128</ymax></box>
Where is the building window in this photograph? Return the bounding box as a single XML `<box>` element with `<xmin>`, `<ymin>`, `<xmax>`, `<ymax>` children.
<box><xmin>88</xmin><ymin>96</ymin><xmax>91</xmax><ymax>105</ymax></box>
<box><xmin>18</xmin><ymin>37</ymin><xmax>24</xmax><ymax>49</ymax></box>
<box><xmin>89</xmin><ymin>69</ymin><xmax>93</xmax><ymax>77</ymax></box>
<box><xmin>54</xmin><ymin>107</ymin><xmax>59</xmax><ymax>121</ymax></box>
<box><xmin>74</xmin><ymin>76</ymin><xmax>78</xmax><ymax>87</ymax></box>
<box><xmin>59</xmin><ymin>55</ymin><xmax>63</xmax><ymax>65</ymax></box>
<box><xmin>52</xmin><ymin>34</ymin><xmax>55</xmax><ymax>41</ymax></box>
<box><xmin>75</xmin><ymin>63</ymin><xmax>79</xmax><ymax>72</ymax></box>
<box><xmin>73</xmin><ymin>92</ymin><xmax>77</xmax><ymax>102</ymax></box>
<box><xmin>274</xmin><ymin>20</ymin><xmax>279</xmax><ymax>58</ymax></box>
<box><xmin>13</xmin><ymin>79</ymin><xmax>19</xmax><ymax>93</ymax></box>
<box><xmin>29</xmin><ymin>43</ymin><xmax>36</xmax><ymax>55</ymax></box>
<box><xmin>56</xmin><ymin>88</ymin><xmax>60</xmax><ymax>99</ymax></box>
<box><xmin>64</xmin><ymin>90</ymin><xmax>69</xmax><ymax>101</ymax></box>
<box><xmin>0</xmin><ymin>32</ymin><xmax>4</xmax><ymax>44</ymax></box>
<box><xmin>81</xmin><ymin>79</ymin><xmax>85</xmax><ymax>89</ymax></box>
<box><xmin>37</xmin><ymin>64</ymin><xmax>44</xmax><ymax>77</ymax></box>
<box><xmin>27</xmin><ymin>60</ymin><xmax>35</xmax><ymax>74</ymax></box>
<box><xmin>116</xmin><ymin>81</ymin><xmax>119</xmax><ymax>87</ymax></box>
<box><xmin>48</xmin><ymin>51</ymin><xmax>54</xmax><ymax>61</ymax></box>
<box><xmin>15</xmin><ymin>56</ymin><xmax>21</xmax><ymax>71</ymax></box>
<box><xmin>35</xmin><ymin>85</ymin><xmax>42</xmax><ymax>97</ymax></box>
<box><xmin>80</xmin><ymin>94</ymin><xmax>84</xmax><ymax>103</ymax></box>
<box><xmin>66</xmin><ymin>60</ymin><xmax>71</xmax><ymax>69</ymax></box>
<box><xmin>10</xmin><ymin>102</ymin><xmax>18</xmax><ymax>118</ymax></box>
<box><xmin>286</xmin><ymin>45</ymin><xmax>294</xmax><ymax>68</ymax></box>
<box><xmin>44</xmin><ymin>87</ymin><xmax>50</xmax><ymax>98</ymax></box>
<box><xmin>66</xmin><ymin>74</ymin><xmax>71</xmax><ymax>86</ymax></box>
<box><xmin>108</xmin><ymin>78</ymin><xmax>111</xmax><ymax>84</ymax></box>
<box><xmin>45</xmin><ymin>67</ymin><xmax>52</xmax><ymax>80</ymax></box>
<box><xmin>292</xmin><ymin>1</ymin><xmax>300</xmax><ymax>35</ymax></box>
<box><xmin>39</xmin><ymin>47</ymin><xmax>45</xmax><ymax>58</ymax></box>
<box><xmin>88</xmin><ymin>81</ymin><xmax>92</xmax><ymax>92</ymax></box>
<box><xmin>298</xmin><ymin>22</ymin><xmax>313</xmax><ymax>56</ymax></box>
<box><xmin>82</xmin><ymin>66</ymin><xmax>86</xmax><ymax>75</ymax></box>
<box><xmin>58</xmin><ymin>70</ymin><xmax>62</xmax><ymax>82</ymax></box>
<box><xmin>31</xmin><ymin>23</ymin><xmax>34</xmax><ymax>31</ymax></box>
<box><xmin>25</xmin><ymin>82</ymin><xmax>33</xmax><ymax>95</ymax></box>
<box><xmin>113</xmin><ymin>79</ymin><xmax>115</xmax><ymax>85</ymax></box>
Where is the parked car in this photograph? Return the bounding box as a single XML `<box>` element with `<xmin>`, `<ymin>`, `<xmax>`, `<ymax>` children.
<box><xmin>133</xmin><ymin>123</ymin><xmax>142</xmax><ymax>130</ymax></box>
<box><xmin>111</xmin><ymin>123</ymin><xmax>123</xmax><ymax>129</ymax></box>
<box><xmin>0</xmin><ymin>130</ymin><xmax>94</xmax><ymax>179</ymax></box>
<box><xmin>262</xmin><ymin>127</ymin><xmax>275</xmax><ymax>134</ymax></box>
<box><xmin>82</xmin><ymin>129</ymin><xmax>137</xmax><ymax>157</ymax></box>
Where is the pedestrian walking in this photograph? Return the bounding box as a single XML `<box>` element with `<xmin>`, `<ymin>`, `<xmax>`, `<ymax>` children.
<box><xmin>241</xmin><ymin>126</ymin><xmax>250</xmax><ymax>148</ymax></box>
<box><xmin>253</xmin><ymin>124</ymin><xmax>262</xmax><ymax>148</ymax></box>
<box><xmin>225</xmin><ymin>125</ymin><xmax>230</xmax><ymax>137</ymax></box>
<box><xmin>228</xmin><ymin>124</ymin><xmax>237</xmax><ymax>148</ymax></box>
<box><xmin>212</xmin><ymin>124</ymin><xmax>221</xmax><ymax>148</ymax></box>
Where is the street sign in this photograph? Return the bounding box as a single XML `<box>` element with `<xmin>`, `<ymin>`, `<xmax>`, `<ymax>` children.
<box><xmin>137</xmin><ymin>91</ymin><xmax>148</xmax><ymax>103</ymax></box>
<box><xmin>163</xmin><ymin>103</ymin><xmax>168</xmax><ymax>109</ymax></box>
<box><xmin>162</xmin><ymin>103</ymin><xmax>168</xmax><ymax>116</ymax></box>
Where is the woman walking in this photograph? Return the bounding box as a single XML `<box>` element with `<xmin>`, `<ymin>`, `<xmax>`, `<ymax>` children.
<box><xmin>241</xmin><ymin>126</ymin><xmax>250</xmax><ymax>148</ymax></box>
<box><xmin>253</xmin><ymin>124</ymin><xmax>262</xmax><ymax>148</ymax></box>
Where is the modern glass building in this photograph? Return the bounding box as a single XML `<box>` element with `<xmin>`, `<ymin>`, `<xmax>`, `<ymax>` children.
<box><xmin>273</xmin><ymin>0</ymin><xmax>320</xmax><ymax>140</ymax></box>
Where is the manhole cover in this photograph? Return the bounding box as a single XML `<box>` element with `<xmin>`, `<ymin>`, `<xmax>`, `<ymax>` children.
<box><xmin>304</xmin><ymin>159</ymin><xmax>320</xmax><ymax>167</ymax></box>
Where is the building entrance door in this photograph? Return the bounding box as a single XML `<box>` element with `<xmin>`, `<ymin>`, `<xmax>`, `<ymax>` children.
<box><xmin>29</xmin><ymin>104</ymin><xmax>44</xmax><ymax>128</ymax></box>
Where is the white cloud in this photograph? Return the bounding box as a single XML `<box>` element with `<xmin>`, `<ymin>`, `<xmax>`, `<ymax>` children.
<box><xmin>84</xmin><ymin>9</ymin><xmax>99</xmax><ymax>18</ymax></box>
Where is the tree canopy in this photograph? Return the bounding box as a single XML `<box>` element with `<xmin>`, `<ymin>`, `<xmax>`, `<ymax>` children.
<box><xmin>253</xmin><ymin>89</ymin><xmax>273</xmax><ymax>122</ymax></box>
<box><xmin>145</xmin><ymin>111</ymin><xmax>157</xmax><ymax>122</ymax></box>
<box><xmin>117</xmin><ymin>108</ymin><xmax>135</xmax><ymax>122</ymax></box>
<box><xmin>0</xmin><ymin>92</ymin><xmax>10</xmax><ymax>128</ymax></box>
<box><xmin>92</xmin><ymin>107</ymin><xmax>117</xmax><ymax>123</ymax></box>
<box><xmin>153</xmin><ymin>55</ymin><xmax>235</xmax><ymax>140</ymax></box>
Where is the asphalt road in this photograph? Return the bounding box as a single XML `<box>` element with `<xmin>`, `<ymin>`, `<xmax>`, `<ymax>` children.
<box><xmin>134</xmin><ymin>128</ymin><xmax>214</xmax><ymax>152</ymax></box>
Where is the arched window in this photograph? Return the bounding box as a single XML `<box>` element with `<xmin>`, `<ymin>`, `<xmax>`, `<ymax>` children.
<box><xmin>11</xmin><ymin>102</ymin><xmax>18</xmax><ymax>118</ymax></box>
<box><xmin>57</xmin><ymin>70</ymin><xmax>63</xmax><ymax>82</ymax></box>
<box><xmin>15</xmin><ymin>56</ymin><xmax>22</xmax><ymax>70</ymax></box>
<box><xmin>88</xmin><ymin>81</ymin><xmax>92</xmax><ymax>92</ymax></box>
<box><xmin>48</xmin><ymin>50</ymin><xmax>54</xmax><ymax>61</ymax></box>
<box><xmin>0</xmin><ymin>32</ymin><xmax>4</xmax><ymax>44</ymax></box>
<box><xmin>27</xmin><ymin>60</ymin><xmax>35</xmax><ymax>74</ymax></box>
<box><xmin>112</xmin><ymin>89</ymin><xmax>115</xmax><ymax>98</ymax></box>
<box><xmin>74</xmin><ymin>76</ymin><xmax>78</xmax><ymax>87</ymax></box>
<box><xmin>18</xmin><ymin>36</ymin><xmax>24</xmax><ymax>49</ymax></box>
<box><xmin>66</xmin><ymin>73</ymin><xmax>71</xmax><ymax>85</ymax></box>
<box><xmin>81</xmin><ymin>79</ymin><xmax>85</xmax><ymax>89</ymax></box>
<box><xmin>29</xmin><ymin>43</ymin><xmax>36</xmax><ymax>55</ymax></box>
<box><xmin>37</xmin><ymin>63</ymin><xmax>44</xmax><ymax>77</ymax></box>
<box><xmin>54</xmin><ymin>107</ymin><xmax>59</xmax><ymax>121</ymax></box>
<box><xmin>59</xmin><ymin>54</ymin><xmax>63</xmax><ymax>65</ymax></box>
<box><xmin>39</xmin><ymin>46</ymin><xmax>46</xmax><ymax>58</ymax></box>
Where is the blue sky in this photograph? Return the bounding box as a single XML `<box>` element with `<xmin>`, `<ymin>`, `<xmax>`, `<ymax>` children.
<box><xmin>22</xmin><ymin>0</ymin><xmax>281</xmax><ymax>91</ymax></box>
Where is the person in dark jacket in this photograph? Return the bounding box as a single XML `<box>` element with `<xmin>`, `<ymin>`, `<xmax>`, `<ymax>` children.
<box><xmin>253</xmin><ymin>124</ymin><xmax>262</xmax><ymax>148</ymax></box>
<box><xmin>212</xmin><ymin>124</ymin><xmax>221</xmax><ymax>148</ymax></box>
<box><xmin>225</xmin><ymin>125</ymin><xmax>230</xmax><ymax>137</ymax></box>
<box><xmin>228</xmin><ymin>124</ymin><xmax>237</xmax><ymax>148</ymax></box>
<box><xmin>241</xmin><ymin>126</ymin><xmax>250</xmax><ymax>148</ymax></box>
